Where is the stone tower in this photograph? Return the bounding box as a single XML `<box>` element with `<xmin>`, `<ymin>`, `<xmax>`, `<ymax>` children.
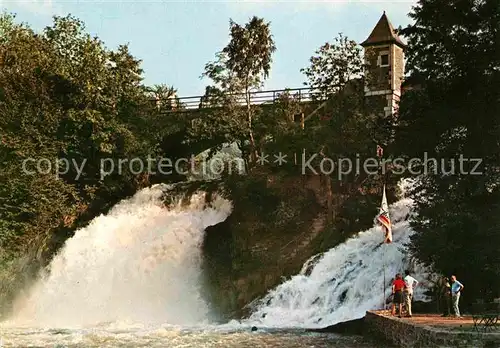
<box><xmin>361</xmin><ymin>11</ymin><xmax>406</xmax><ymax>117</ymax></box>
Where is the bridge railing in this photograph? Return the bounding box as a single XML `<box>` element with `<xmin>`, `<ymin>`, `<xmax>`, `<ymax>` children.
<box><xmin>157</xmin><ymin>87</ymin><xmax>320</xmax><ymax>111</ymax></box>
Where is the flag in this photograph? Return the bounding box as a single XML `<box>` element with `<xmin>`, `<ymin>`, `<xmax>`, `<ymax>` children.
<box><xmin>377</xmin><ymin>184</ymin><xmax>392</xmax><ymax>243</ymax></box>
<box><xmin>376</xmin><ymin>145</ymin><xmax>383</xmax><ymax>158</ymax></box>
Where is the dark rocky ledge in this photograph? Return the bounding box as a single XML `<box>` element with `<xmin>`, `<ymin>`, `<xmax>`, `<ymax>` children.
<box><xmin>306</xmin><ymin>317</ymin><xmax>365</xmax><ymax>335</ymax></box>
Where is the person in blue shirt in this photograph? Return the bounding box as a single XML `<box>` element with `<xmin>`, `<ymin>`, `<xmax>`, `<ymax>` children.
<box><xmin>450</xmin><ymin>275</ymin><xmax>464</xmax><ymax>317</ymax></box>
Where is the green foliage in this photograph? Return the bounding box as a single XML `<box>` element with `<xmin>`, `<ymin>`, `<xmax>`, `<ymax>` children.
<box><xmin>297</xmin><ymin>33</ymin><xmax>380</xmax><ymax>174</ymax></box>
<box><xmin>203</xmin><ymin>16</ymin><xmax>276</xmax><ymax>94</ymax></box>
<box><xmin>187</xmin><ymin>102</ymin><xmax>248</xmax><ymax>156</ymax></box>
<box><xmin>313</xmin><ymin>81</ymin><xmax>377</xmax><ymax>156</ymax></box>
<box><xmin>256</xmin><ymin>90</ymin><xmax>304</xmax><ymax>151</ymax></box>
<box><xmin>224</xmin><ymin>16</ymin><xmax>275</xmax><ymax>85</ymax></box>
<box><xmin>301</xmin><ymin>33</ymin><xmax>364</xmax><ymax>99</ymax></box>
<box><xmin>196</xmin><ymin>16</ymin><xmax>277</xmax><ymax>164</ymax></box>
<box><xmin>395</xmin><ymin>0</ymin><xmax>500</xmax><ymax>302</ymax></box>
<box><xmin>147</xmin><ymin>84</ymin><xmax>179</xmax><ymax>112</ymax></box>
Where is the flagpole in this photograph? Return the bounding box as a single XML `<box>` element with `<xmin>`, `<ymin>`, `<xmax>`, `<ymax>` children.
<box><xmin>382</xmin><ymin>193</ymin><xmax>386</xmax><ymax>311</ymax></box>
<box><xmin>377</xmin><ymin>144</ymin><xmax>386</xmax><ymax>311</ymax></box>
<box><xmin>383</xmin><ymin>256</ymin><xmax>386</xmax><ymax>310</ymax></box>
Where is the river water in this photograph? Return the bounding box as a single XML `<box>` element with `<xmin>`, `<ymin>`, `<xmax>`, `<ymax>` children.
<box><xmin>0</xmin><ymin>326</ymin><xmax>390</xmax><ymax>347</ymax></box>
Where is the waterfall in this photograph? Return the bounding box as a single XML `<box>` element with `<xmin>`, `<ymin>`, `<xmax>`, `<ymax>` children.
<box><xmin>9</xmin><ymin>184</ymin><xmax>232</xmax><ymax>328</ymax></box>
<box><xmin>6</xmin><ymin>178</ymin><xmax>434</xmax><ymax>332</ymax></box>
<box><xmin>244</xmin><ymin>180</ymin><xmax>435</xmax><ymax>329</ymax></box>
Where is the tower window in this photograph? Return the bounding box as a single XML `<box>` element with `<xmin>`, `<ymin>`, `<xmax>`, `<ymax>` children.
<box><xmin>380</xmin><ymin>53</ymin><xmax>389</xmax><ymax>67</ymax></box>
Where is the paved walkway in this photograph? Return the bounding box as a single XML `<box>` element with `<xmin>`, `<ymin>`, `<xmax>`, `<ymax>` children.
<box><xmin>375</xmin><ymin>310</ymin><xmax>500</xmax><ymax>335</ymax></box>
<box><xmin>375</xmin><ymin>310</ymin><xmax>476</xmax><ymax>329</ymax></box>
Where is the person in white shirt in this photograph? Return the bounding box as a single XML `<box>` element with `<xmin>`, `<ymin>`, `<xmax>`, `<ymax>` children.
<box><xmin>403</xmin><ymin>270</ymin><xmax>419</xmax><ymax>317</ymax></box>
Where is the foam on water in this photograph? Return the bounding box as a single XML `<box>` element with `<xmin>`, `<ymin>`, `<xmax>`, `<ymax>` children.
<box><xmin>7</xmin><ymin>184</ymin><xmax>233</xmax><ymax>328</ymax></box>
<box><xmin>243</xmin><ymin>179</ymin><xmax>435</xmax><ymax>329</ymax></box>
<box><xmin>1</xmin><ymin>177</ymin><xmax>435</xmax><ymax>346</ymax></box>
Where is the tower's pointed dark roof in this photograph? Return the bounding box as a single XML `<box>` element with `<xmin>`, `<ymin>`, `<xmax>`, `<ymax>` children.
<box><xmin>361</xmin><ymin>11</ymin><xmax>406</xmax><ymax>48</ymax></box>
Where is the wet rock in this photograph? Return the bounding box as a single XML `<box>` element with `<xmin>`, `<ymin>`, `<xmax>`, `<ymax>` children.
<box><xmin>306</xmin><ymin>318</ymin><xmax>365</xmax><ymax>335</ymax></box>
<box><xmin>339</xmin><ymin>289</ymin><xmax>348</xmax><ymax>303</ymax></box>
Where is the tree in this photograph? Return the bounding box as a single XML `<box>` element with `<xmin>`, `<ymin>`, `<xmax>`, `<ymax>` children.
<box><xmin>200</xmin><ymin>16</ymin><xmax>276</xmax><ymax>164</ymax></box>
<box><xmin>296</xmin><ymin>33</ymin><xmax>381</xmax><ymax>223</ymax></box>
<box><xmin>394</xmin><ymin>0</ymin><xmax>500</xmax><ymax>303</ymax></box>
<box><xmin>0</xmin><ymin>13</ymin><xmax>165</xmax><ymax>310</ymax></box>
<box><xmin>301</xmin><ymin>33</ymin><xmax>364</xmax><ymax>99</ymax></box>
<box><xmin>148</xmin><ymin>84</ymin><xmax>178</xmax><ymax>111</ymax></box>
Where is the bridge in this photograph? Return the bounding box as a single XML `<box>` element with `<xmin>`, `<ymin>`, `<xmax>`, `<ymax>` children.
<box><xmin>155</xmin><ymin>87</ymin><xmax>321</xmax><ymax>113</ymax></box>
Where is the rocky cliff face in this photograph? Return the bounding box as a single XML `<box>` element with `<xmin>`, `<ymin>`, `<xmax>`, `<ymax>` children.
<box><xmin>198</xmin><ymin>170</ymin><xmax>383</xmax><ymax>321</ymax></box>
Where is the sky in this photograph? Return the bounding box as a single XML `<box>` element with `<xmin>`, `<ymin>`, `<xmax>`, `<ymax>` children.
<box><xmin>1</xmin><ymin>0</ymin><xmax>417</xmax><ymax>97</ymax></box>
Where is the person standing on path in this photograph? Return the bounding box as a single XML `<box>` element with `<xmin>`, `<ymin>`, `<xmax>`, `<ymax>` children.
<box><xmin>391</xmin><ymin>273</ymin><xmax>406</xmax><ymax>317</ymax></box>
<box><xmin>438</xmin><ymin>276</ymin><xmax>452</xmax><ymax>316</ymax></box>
<box><xmin>450</xmin><ymin>275</ymin><xmax>464</xmax><ymax>317</ymax></box>
<box><xmin>403</xmin><ymin>270</ymin><xmax>419</xmax><ymax>317</ymax></box>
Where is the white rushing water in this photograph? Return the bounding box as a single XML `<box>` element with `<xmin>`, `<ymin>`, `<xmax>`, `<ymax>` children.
<box><xmin>7</xmin><ymin>184</ymin><xmax>233</xmax><ymax>328</ymax></box>
<box><xmin>244</xmin><ymin>180</ymin><xmax>435</xmax><ymax>329</ymax></box>
<box><xmin>0</xmin><ymin>179</ymin><xmax>436</xmax><ymax>347</ymax></box>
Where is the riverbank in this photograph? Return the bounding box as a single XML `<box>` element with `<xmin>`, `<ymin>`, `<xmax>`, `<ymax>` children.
<box><xmin>364</xmin><ymin>310</ymin><xmax>500</xmax><ymax>347</ymax></box>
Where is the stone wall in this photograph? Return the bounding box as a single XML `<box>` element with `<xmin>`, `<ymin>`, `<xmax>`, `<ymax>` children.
<box><xmin>364</xmin><ymin>45</ymin><xmax>391</xmax><ymax>91</ymax></box>
<box><xmin>393</xmin><ymin>45</ymin><xmax>405</xmax><ymax>94</ymax></box>
<box><xmin>364</xmin><ymin>311</ymin><xmax>499</xmax><ymax>348</ymax></box>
